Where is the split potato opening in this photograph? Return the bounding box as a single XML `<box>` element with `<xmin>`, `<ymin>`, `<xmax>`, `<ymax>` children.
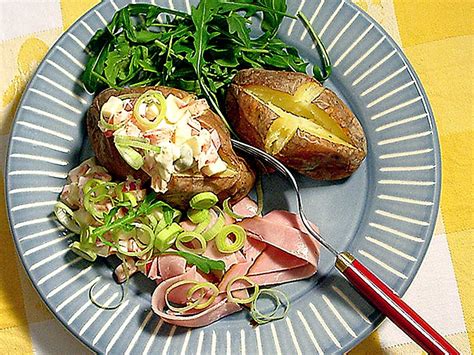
<box><xmin>244</xmin><ymin>83</ymin><xmax>352</xmax><ymax>155</ymax></box>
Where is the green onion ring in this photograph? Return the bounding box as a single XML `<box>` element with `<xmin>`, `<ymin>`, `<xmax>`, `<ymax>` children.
<box><xmin>115</xmin><ymin>144</ymin><xmax>144</xmax><ymax>170</ymax></box>
<box><xmin>193</xmin><ymin>212</ymin><xmax>211</xmax><ymax>234</ymax></box>
<box><xmin>189</xmin><ymin>192</ymin><xmax>219</xmax><ymax>210</ymax></box>
<box><xmin>214</xmin><ymin>225</ymin><xmax>246</xmax><ymax>254</ymax></box>
<box><xmin>154</xmin><ymin>222</ymin><xmax>183</xmax><ymax>252</ymax></box>
<box><xmin>114</xmin><ymin>135</ymin><xmax>161</xmax><ymax>153</ymax></box>
<box><xmin>54</xmin><ymin>202</ymin><xmax>81</xmax><ymax>234</ymax></box>
<box><xmin>82</xmin><ymin>179</ymin><xmax>117</xmax><ymax>221</ymax></box>
<box><xmin>136</xmin><ymin>223</ymin><xmax>153</xmax><ymax>245</ymax></box>
<box><xmin>187</xmin><ymin>208</ymin><xmax>210</xmax><ymax>224</ymax></box>
<box><xmin>222</xmin><ymin>198</ymin><xmax>247</xmax><ymax>220</ymax></box>
<box><xmin>226</xmin><ymin>276</ymin><xmax>259</xmax><ymax>304</ymax></box>
<box><xmin>89</xmin><ymin>259</ymin><xmax>129</xmax><ymax>310</ymax></box>
<box><xmin>176</xmin><ymin>232</ymin><xmax>207</xmax><ymax>254</ymax></box>
<box><xmin>80</xmin><ymin>226</ymin><xmax>96</xmax><ymax>247</ymax></box>
<box><xmin>70</xmin><ymin>241</ymin><xmax>97</xmax><ymax>262</ymax></box>
<box><xmin>141</xmin><ymin>214</ymin><xmax>158</xmax><ymax>229</ymax></box>
<box><xmin>250</xmin><ymin>289</ymin><xmax>290</xmax><ymax>325</ymax></box>
<box><xmin>172</xmin><ymin>209</ymin><xmax>182</xmax><ymax>222</ymax></box>
<box><xmin>103</xmin><ymin>223</ymin><xmax>155</xmax><ymax>257</ymax></box>
<box><xmin>186</xmin><ymin>282</ymin><xmax>219</xmax><ymax>310</ymax></box>
<box><xmin>222</xmin><ymin>175</ymin><xmax>263</xmax><ymax>220</ymax></box>
<box><xmin>133</xmin><ymin>90</ymin><xmax>166</xmax><ymax>131</ymax></box>
<box><xmin>83</xmin><ymin>178</ymin><xmax>114</xmax><ymax>195</ymax></box>
<box><xmin>165</xmin><ymin>280</ymin><xmax>202</xmax><ymax>313</ymax></box>
<box><xmin>83</xmin><ymin>192</ymin><xmax>113</xmax><ymax>221</ymax></box>
<box><xmin>202</xmin><ymin>208</ymin><xmax>225</xmax><ymax>241</ymax></box>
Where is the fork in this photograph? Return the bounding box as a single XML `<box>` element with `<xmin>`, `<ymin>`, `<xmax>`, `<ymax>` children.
<box><xmin>231</xmin><ymin>139</ymin><xmax>458</xmax><ymax>354</ymax></box>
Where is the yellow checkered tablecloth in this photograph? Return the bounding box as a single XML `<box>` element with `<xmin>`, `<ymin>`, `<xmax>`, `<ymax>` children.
<box><xmin>0</xmin><ymin>0</ymin><xmax>472</xmax><ymax>353</ymax></box>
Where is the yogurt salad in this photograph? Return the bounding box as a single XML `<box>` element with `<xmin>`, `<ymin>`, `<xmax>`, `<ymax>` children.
<box><xmin>99</xmin><ymin>90</ymin><xmax>228</xmax><ymax>193</ymax></box>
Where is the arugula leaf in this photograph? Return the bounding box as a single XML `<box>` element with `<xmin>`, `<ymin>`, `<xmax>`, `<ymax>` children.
<box><xmin>256</xmin><ymin>0</ymin><xmax>287</xmax><ymax>38</ymax></box>
<box><xmin>189</xmin><ymin>0</ymin><xmax>219</xmax><ymax>78</ymax></box>
<box><xmin>104</xmin><ymin>51</ymin><xmax>125</xmax><ymax>85</ymax></box>
<box><xmin>92</xmin><ymin>193</ymin><xmax>177</xmax><ymax>239</ymax></box>
<box><xmin>297</xmin><ymin>11</ymin><xmax>332</xmax><ymax>82</ymax></box>
<box><xmin>174</xmin><ymin>251</ymin><xmax>226</xmax><ymax>274</ymax></box>
<box><xmin>103</xmin><ymin>206</ymin><xmax>120</xmax><ymax>225</ymax></box>
<box><xmin>218</xmin><ymin>0</ymin><xmax>291</xmax><ymax>18</ymax></box>
<box><xmin>82</xmin><ymin>42</ymin><xmax>111</xmax><ymax>92</ymax></box>
<box><xmin>227</xmin><ymin>12</ymin><xmax>250</xmax><ymax>47</ymax></box>
<box><xmin>135</xmin><ymin>30</ymin><xmax>163</xmax><ymax>43</ymax></box>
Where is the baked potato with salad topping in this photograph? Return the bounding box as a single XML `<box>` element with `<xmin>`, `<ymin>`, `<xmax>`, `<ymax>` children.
<box><xmin>226</xmin><ymin>69</ymin><xmax>367</xmax><ymax>180</ymax></box>
<box><xmin>87</xmin><ymin>86</ymin><xmax>255</xmax><ymax>209</ymax></box>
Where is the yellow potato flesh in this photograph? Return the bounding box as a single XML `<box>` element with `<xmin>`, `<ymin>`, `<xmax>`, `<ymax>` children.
<box><xmin>264</xmin><ymin>106</ymin><xmax>353</xmax><ymax>154</ymax></box>
<box><xmin>245</xmin><ymin>83</ymin><xmax>350</xmax><ymax>145</ymax></box>
<box><xmin>244</xmin><ymin>85</ymin><xmax>353</xmax><ymax>154</ymax></box>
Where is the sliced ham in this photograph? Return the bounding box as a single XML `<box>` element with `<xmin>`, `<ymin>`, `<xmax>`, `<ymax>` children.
<box><xmin>238</xmin><ymin>214</ymin><xmax>320</xmax><ymax>285</ymax></box>
<box><xmin>158</xmin><ymin>254</ymin><xmax>187</xmax><ymax>280</ymax></box>
<box><xmin>165</xmin><ymin>268</ymin><xmax>211</xmax><ymax>305</ymax></box>
<box><xmin>147</xmin><ymin>258</ymin><xmax>161</xmax><ymax>282</ymax></box>
<box><xmin>149</xmin><ymin>210</ymin><xmax>320</xmax><ymax>328</ymax></box>
<box><xmin>263</xmin><ymin>210</ymin><xmax>320</xmax><ymax>235</ymax></box>
<box><xmin>241</xmin><ymin>215</ymin><xmax>320</xmax><ymax>264</ymax></box>
<box><xmin>231</xmin><ymin>197</ymin><xmax>258</xmax><ymax>219</ymax></box>
<box><xmin>203</xmin><ymin>240</ymin><xmax>244</xmax><ymax>270</ymax></box>
<box><xmin>180</xmin><ymin>219</ymin><xmax>197</xmax><ymax>232</ymax></box>
<box><xmin>218</xmin><ymin>238</ymin><xmax>266</xmax><ymax>292</ymax></box>
<box><xmin>249</xmin><ymin>244</ymin><xmax>307</xmax><ymax>274</ymax></box>
<box><xmin>146</xmin><ymin>254</ymin><xmax>186</xmax><ymax>284</ymax></box>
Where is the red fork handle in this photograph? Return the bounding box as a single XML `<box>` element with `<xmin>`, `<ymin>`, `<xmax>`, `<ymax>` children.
<box><xmin>336</xmin><ymin>252</ymin><xmax>459</xmax><ymax>354</ymax></box>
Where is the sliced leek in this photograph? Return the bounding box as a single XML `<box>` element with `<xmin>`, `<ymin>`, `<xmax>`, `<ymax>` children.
<box><xmin>190</xmin><ymin>192</ymin><xmax>219</xmax><ymax>210</ymax></box>
<box><xmin>176</xmin><ymin>231</ymin><xmax>207</xmax><ymax>254</ymax></box>
<box><xmin>250</xmin><ymin>289</ymin><xmax>290</xmax><ymax>325</ymax></box>
<box><xmin>54</xmin><ymin>202</ymin><xmax>81</xmax><ymax>234</ymax></box>
<box><xmin>226</xmin><ymin>276</ymin><xmax>259</xmax><ymax>304</ymax></box>
<box><xmin>215</xmin><ymin>225</ymin><xmax>246</xmax><ymax>253</ymax></box>
<box><xmin>133</xmin><ymin>90</ymin><xmax>166</xmax><ymax>131</ymax></box>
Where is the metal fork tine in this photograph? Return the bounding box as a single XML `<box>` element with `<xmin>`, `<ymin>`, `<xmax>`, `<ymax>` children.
<box><xmin>231</xmin><ymin>139</ymin><xmax>338</xmax><ymax>256</ymax></box>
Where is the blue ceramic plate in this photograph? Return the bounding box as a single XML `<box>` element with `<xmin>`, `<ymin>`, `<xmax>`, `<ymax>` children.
<box><xmin>6</xmin><ymin>0</ymin><xmax>440</xmax><ymax>353</ymax></box>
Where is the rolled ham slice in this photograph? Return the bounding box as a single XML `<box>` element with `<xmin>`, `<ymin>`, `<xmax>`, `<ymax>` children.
<box><xmin>147</xmin><ymin>258</ymin><xmax>161</xmax><ymax>282</ymax></box>
<box><xmin>238</xmin><ymin>213</ymin><xmax>320</xmax><ymax>286</ymax></box>
<box><xmin>263</xmin><ymin>210</ymin><xmax>320</xmax><ymax>235</ymax></box>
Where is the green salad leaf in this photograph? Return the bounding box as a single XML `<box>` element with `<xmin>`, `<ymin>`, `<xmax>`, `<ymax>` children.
<box><xmin>81</xmin><ymin>0</ymin><xmax>332</xmax><ymax>128</ymax></box>
<box><xmin>173</xmin><ymin>250</ymin><xmax>226</xmax><ymax>274</ymax></box>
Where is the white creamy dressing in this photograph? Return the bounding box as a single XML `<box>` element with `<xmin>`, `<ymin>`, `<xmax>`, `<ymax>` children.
<box><xmin>100</xmin><ymin>93</ymin><xmax>228</xmax><ymax>193</ymax></box>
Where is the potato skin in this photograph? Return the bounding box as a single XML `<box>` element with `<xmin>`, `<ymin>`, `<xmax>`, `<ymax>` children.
<box><xmin>87</xmin><ymin>86</ymin><xmax>255</xmax><ymax>209</ymax></box>
<box><xmin>226</xmin><ymin>69</ymin><xmax>367</xmax><ymax>180</ymax></box>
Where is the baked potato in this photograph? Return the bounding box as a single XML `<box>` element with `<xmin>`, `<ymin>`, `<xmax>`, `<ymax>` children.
<box><xmin>226</xmin><ymin>69</ymin><xmax>367</xmax><ymax>180</ymax></box>
<box><xmin>87</xmin><ymin>86</ymin><xmax>255</xmax><ymax>209</ymax></box>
